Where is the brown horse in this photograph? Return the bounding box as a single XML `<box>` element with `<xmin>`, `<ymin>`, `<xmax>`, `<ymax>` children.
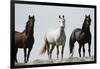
<box><xmin>69</xmin><ymin>15</ymin><xmax>91</xmax><ymax>57</ymax></box>
<box><xmin>14</xmin><ymin>15</ymin><xmax>35</xmax><ymax>63</ymax></box>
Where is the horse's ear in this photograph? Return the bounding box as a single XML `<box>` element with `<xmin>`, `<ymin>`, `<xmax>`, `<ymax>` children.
<box><xmin>29</xmin><ymin>15</ymin><xmax>31</xmax><ymax>19</ymax></box>
<box><xmin>88</xmin><ymin>14</ymin><xmax>90</xmax><ymax>17</ymax></box>
<box><xmin>59</xmin><ymin>15</ymin><xmax>61</xmax><ymax>18</ymax></box>
<box><xmin>88</xmin><ymin>14</ymin><xmax>91</xmax><ymax>21</ymax></box>
<box><xmin>32</xmin><ymin>15</ymin><xmax>34</xmax><ymax>18</ymax></box>
<box><xmin>63</xmin><ymin>15</ymin><xmax>64</xmax><ymax>18</ymax></box>
<box><xmin>32</xmin><ymin>15</ymin><xmax>35</xmax><ymax>21</ymax></box>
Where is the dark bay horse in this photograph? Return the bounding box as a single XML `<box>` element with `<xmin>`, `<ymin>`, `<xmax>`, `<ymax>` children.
<box><xmin>69</xmin><ymin>15</ymin><xmax>91</xmax><ymax>57</ymax></box>
<box><xmin>14</xmin><ymin>15</ymin><xmax>35</xmax><ymax>63</ymax></box>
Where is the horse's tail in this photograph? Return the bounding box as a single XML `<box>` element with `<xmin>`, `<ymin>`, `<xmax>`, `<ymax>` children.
<box><xmin>40</xmin><ymin>38</ymin><xmax>48</xmax><ymax>55</ymax></box>
<box><xmin>69</xmin><ymin>31</ymin><xmax>75</xmax><ymax>56</ymax></box>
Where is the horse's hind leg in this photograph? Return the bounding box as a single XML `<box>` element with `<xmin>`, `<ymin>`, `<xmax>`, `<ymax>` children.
<box><xmin>27</xmin><ymin>48</ymin><xmax>32</xmax><ymax>62</ymax></box>
<box><xmin>50</xmin><ymin>44</ymin><xmax>55</xmax><ymax>59</ymax></box>
<box><xmin>78</xmin><ymin>44</ymin><xmax>82</xmax><ymax>57</ymax></box>
<box><xmin>24</xmin><ymin>48</ymin><xmax>27</xmax><ymax>63</ymax></box>
<box><xmin>47</xmin><ymin>45</ymin><xmax>50</xmax><ymax>59</ymax></box>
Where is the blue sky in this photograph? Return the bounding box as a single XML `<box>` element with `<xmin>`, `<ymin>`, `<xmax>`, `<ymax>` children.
<box><xmin>15</xmin><ymin>3</ymin><xmax>95</xmax><ymax>63</ymax></box>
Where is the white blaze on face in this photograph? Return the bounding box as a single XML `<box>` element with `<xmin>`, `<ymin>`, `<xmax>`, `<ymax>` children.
<box><xmin>59</xmin><ymin>19</ymin><xmax>62</xmax><ymax>27</ymax></box>
<box><xmin>63</xmin><ymin>18</ymin><xmax>65</xmax><ymax>28</ymax></box>
<box><xmin>59</xmin><ymin>19</ymin><xmax>63</xmax><ymax>27</ymax></box>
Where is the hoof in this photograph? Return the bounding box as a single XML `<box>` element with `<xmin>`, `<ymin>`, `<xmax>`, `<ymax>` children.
<box><xmin>24</xmin><ymin>60</ymin><xmax>27</xmax><ymax>63</ymax></box>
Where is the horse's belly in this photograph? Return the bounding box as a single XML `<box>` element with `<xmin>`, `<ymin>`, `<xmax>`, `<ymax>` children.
<box><xmin>15</xmin><ymin>39</ymin><xmax>23</xmax><ymax>48</ymax></box>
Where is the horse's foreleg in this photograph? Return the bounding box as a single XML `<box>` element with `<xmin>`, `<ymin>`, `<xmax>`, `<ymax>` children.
<box><xmin>88</xmin><ymin>42</ymin><xmax>91</xmax><ymax>56</ymax></box>
<box><xmin>82</xmin><ymin>44</ymin><xmax>85</xmax><ymax>57</ymax></box>
<box><xmin>56</xmin><ymin>45</ymin><xmax>59</xmax><ymax>60</ymax></box>
<box><xmin>79</xmin><ymin>44</ymin><xmax>82</xmax><ymax>57</ymax></box>
<box><xmin>61</xmin><ymin>45</ymin><xmax>64</xmax><ymax>59</ymax></box>
<box><xmin>27</xmin><ymin>48</ymin><xmax>32</xmax><ymax>63</ymax></box>
<box><xmin>15</xmin><ymin>48</ymin><xmax>18</xmax><ymax>63</ymax></box>
<box><xmin>47</xmin><ymin>45</ymin><xmax>50</xmax><ymax>59</ymax></box>
<box><xmin>24</xmin><ymin>48</ymin><xmax>27</xmax><ymax>63</ymax></box>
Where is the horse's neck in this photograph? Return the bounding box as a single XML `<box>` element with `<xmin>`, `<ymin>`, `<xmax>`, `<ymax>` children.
<box><xmin>26</xmin><ymin>29</ymin><xmax>33</xmax><ymax>38</ymax></box>
<box><xmin>81</xmin><ymin>27</ymin><xmax>90</xmax><ymax>34</ymax></box>
<box><xmin>59</xmin><ymin>27</ymin><xmax>65</xmax><ymax>36</ymax></box>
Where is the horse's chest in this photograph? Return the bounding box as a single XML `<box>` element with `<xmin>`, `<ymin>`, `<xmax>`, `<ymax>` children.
<box><xmin>56</xmin><ymin>33</ymin><xmax>66</xmax><ymax>45</ymax></box>
<box><xmin>79</xmin><ymin>32</ymin><xmax>90</xmax><ymax>42</ymax></box>
<box><xmin>27</xmin><ymin>37</ymin><xmax>34</xmax><ymax>44</ymax></box>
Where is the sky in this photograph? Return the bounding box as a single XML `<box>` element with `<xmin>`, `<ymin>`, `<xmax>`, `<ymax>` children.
<box><xmin>15</xmin><ymin>3</ymin><xmax>95</xmax><ymax>63</ymax></box>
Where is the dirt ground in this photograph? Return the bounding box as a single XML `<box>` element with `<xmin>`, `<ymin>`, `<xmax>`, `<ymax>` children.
<box><xmin>15</xmin><ymin>56</ymin><xmax>94</xmax><ymax>66</ymax></box>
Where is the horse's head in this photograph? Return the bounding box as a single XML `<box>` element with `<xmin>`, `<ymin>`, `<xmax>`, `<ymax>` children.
<box><xmin>28</xmin><ymin>15</ymin><xmax>35</xmax><ymax>27</ymax></box>
<box><xmin>83</xmin><ymin>14</ymin><xmax>91</xmax><ymax>29</ymax></box>
<box><xmin>59</xmin><ymin>15</ymin><xmax>65</xmax><ymax>28</ymax></box>
<box><xmin>25</xmin><ymin>15</ymin><xmax>35</xmax><ymax>35</ymax></box>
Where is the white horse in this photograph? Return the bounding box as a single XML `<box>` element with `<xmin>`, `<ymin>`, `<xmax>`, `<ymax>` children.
<box><xmin>40</xmin><ymin>15</ymin><xmax>66</xmax><ymax>60</ymax></box>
